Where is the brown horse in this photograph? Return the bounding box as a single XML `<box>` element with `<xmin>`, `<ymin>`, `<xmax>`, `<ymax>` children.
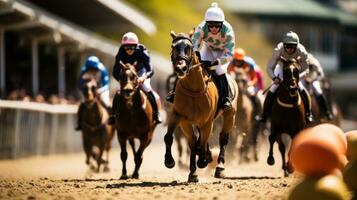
<box><xmin>164</xmin><ymin>31</ymin><xmax>238</xmax><ymax>182</ymax></box>
<box><xmin>79</xmin><ymin>75</ymin><xmax>115</xmax><ymax>172</ymax></box>
<box><xmin>113</xmin><ymin>62</ymin><xmax>157</xmax><ymax>179</ymax></box>
<box><xmin>268</xmin><ymin>57</ymin><xmax>307</xmax><ymax>177</ymax></box>
<box><xmin>232</xmin><ymin>68</ymin><xmax>262</xmax><ymax>163</ymax></box>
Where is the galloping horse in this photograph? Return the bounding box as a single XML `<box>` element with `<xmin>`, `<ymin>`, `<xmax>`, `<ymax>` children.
<box><xmin>232</xmin><ymin>68</ymin><xmax>259</xmax><ymax>163</ymax></box>
<box><xmin>267</xmin><ymin>57</ymin><xmax>307</xmax><ymax>177</ymax></box>
<box><xmin>79</xmin><ymin>75</ymin><xmax>115</xmax><ymax>172</ymax></box>
<box><xmin>164</xmin><ymin>31</ymin><xmax>238</xmax><ymax>182</ymax></box>
<box><xmin>114</xmin><ymin>62</ymin><xmax>158</xmax><ymax>179</ymax></box>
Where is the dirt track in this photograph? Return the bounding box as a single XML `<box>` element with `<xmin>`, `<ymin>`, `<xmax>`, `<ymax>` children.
<box><xmin>1</xmin><ymin>120</ymin><xmax>356</xmax><ymax>200</ymax></box>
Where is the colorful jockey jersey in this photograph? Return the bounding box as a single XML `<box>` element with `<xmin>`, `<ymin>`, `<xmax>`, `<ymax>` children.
<box><xmin>267</xmin><ymin>42</ymin><xmax>309</xmax><ymax>80</ymax></box>
<box><xmin>245</xmin><ymin>57</ymin><xmax>264</xmax><ymax>92</ymax></box>
<box><xmin>192</xmin><ymin>20</ymin><xmax>235</xmax><ymax>65</ymax></box>
<box><xmin>307</xmin><ymin>53</ymin><xmax>325</xmax><ymax>81</ymax></box>
<box><xmin>113</xmin><ymin>44</ymin><xmax>153</xmax><ymax>81</ymax></box>
<box><xmin>79</xmin><ymin>58</ymin><xmax>109</xmax><ymax>94</ymax></box>
<box><xmin>228</xmin><ymin>56</ymin><xmax>264</xmax><ymax>91</ymax></box>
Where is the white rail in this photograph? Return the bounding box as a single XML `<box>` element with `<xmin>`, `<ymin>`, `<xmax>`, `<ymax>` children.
<box><xmin>0</xmin><ymin>100</ymin><xmax>81</xmax><ymax>159</ymax></box>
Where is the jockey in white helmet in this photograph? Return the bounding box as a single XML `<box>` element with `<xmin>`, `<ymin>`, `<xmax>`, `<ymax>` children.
<box><xmin>259</xmin><ymin>31</ymin><xmax>314</xmax><ymax>123</ymax></box>
<box><xmin>166</xmin><ymin>2</ymin><xmax>235</xmax><ymax>111</ymax></box>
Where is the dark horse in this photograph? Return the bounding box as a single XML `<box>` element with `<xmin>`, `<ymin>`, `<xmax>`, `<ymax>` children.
<box><xmin>113</xmin><ymin>62</ymin><xmax>157</xmax><ymax>179</ymax></box>
<box><xmin>164</xmin><ymin>31</ymin><xmax>238</xmax><ymax>182</ymax></box>
<box><xmin>267</xmin><ymin>57</ymin><xmax>307</xmax><ymax>177</ymax></box>
<box><xmin>79</xmin><ymin>75</ymin><xmax>115</xmax><ymax>172</ymax></box>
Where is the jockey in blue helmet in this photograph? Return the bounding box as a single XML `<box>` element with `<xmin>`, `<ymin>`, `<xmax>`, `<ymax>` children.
<box><xmin>76</xmin><ymin>56</ymin><xmax>110</xmax><ymax>131</ymax></box>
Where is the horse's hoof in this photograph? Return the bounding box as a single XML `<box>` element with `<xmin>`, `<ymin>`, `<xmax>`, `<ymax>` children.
<box><xmin>132</xmin><ymin>173</ymin><xmax>139</xmax><ymax>179</ymax></box>
<box><xmin>120</xmin><ymin>175</ymin><xmax>129</xmax><ymax>180</ymax></box>
<box><xmin>197</xmin><ymin>158</ymin><xmax>208</xmax><ymax>169</ymax></box>
<box><xmin>188</xmin><ymin>174</ymin><xmax>199</xmax><ymax>183</ymax></box>
<box><xmin>165</xmin><ymin>155</ymin><xmax>175</xmax><ymax>169</ymax></box>
<box><xmin>267</xmin><ymin>156</ymin><xmax>275</xmax><ymax>165</ymax></box>
<box><xmin>103</xmin><ymin>166</ymin><xmax>110</xmax><ymax>173</ymax></box>
<box><xmin>214</xmin><ymin>167</ymin><xmax>225</xmax><ymax>178</ymax></box>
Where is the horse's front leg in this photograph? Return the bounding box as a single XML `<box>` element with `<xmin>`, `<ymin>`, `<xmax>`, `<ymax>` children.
<box><xmin>214</xmin><ymin>131</ymin><xmax>229</xmax><ymax>178</ymax></box>
<box><xmin>132</xmin><ymin>135</ymin><xmax>152</xmax><ymax>179</ymax></box>
<box><xmin>197</xmin><ymin>122</ymin><xmax>213</xmax><ymax>169</ymax></box>
<box><xmin>216</xmin><ymin>109</ymin><xmax>236</xmax><ymax>178</ymax></box>
<box><xmin>181</xmin><ymin>124</ymin><xmax>199</xmax><ymax>182</ymax></box>
<box><xmin>277</xmin><ymin>137</ymin><xmax>288</xmax><ymax>177</ymax></box>
<box><xmin>96</xmin><ymin>143</ymin><xmax>105</xmax><ymax>173</ymax></box>
<box><xmin>164</xmin><ymin>112</ymin><xmax>179</xmax><ymax>168</ymax></box>
<box><xmin>267</xmin><ymin>128</ymin><xmax>277</xmax><ymax>166</ymax></box>
<box><xmin>118</xmin><ymin>136</ymin><xmax>129</xmax><ymax>180</ymax></box>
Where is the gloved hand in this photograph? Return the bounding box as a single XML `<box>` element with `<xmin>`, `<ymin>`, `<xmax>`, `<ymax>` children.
<box><xmin>201</xmin><ymin>60</ymin><xmax>212</xmax><ymax>69</ymax></box>
<box><xmin>273</xmin><ymin>76</ymin><xmax>281</xmax><ymax>85</ymax></box>
<box><xmin>201</xmin><ymin>60</ymin><xmax>219</xmax><ymax>70</ymax></box>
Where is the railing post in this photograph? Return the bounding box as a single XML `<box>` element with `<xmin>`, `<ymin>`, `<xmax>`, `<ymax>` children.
<box><xmin>13</xmin><ymin>109</ymin><xmax>21</xmax><ymax>158</ymax></box>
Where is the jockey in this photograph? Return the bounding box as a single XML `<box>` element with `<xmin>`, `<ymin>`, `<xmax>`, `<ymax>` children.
<box><xmin>166</xmin><ymin>2</ymin><xmax>235</xmax><ymax>111</ymax></box>
<box><xmin>259</xmin><ymin>31</ymin><xmax>313</xmax><ymax>123</ymax></box>
<box><xmin>228</xmin><ymin>47</ymin><xmax>264</xmax><ymax>118</ymax></box>
<box><xmin>76</xmin><ymin>55</ymin><xmax>110</xmax><ymax>131</ymax></box>
<box><xmin>108</xmin><ymin>32</ymin><xmax>162</xmax><ymax>125</ymax></box>
<box><xmin>304</xmin><ymin>53</ymin><xmax>333</xmax><ymax>120</ymax></box>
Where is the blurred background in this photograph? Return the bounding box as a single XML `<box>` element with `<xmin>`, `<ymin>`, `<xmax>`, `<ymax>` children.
<box><xmin>0</xmin><ymin>0</ymin><xmax>357</xmax><ymax>159</ymax></box>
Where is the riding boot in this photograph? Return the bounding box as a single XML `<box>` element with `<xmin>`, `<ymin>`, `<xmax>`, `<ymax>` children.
<box><xmin>108</xmin><ymin>92</ymin><xmax>119</xmax><ymax>125</ymax></box>
<box><xmin>147</xmin><ymin>91</ymin><xmax>163</xmax><ymax>124</ymax></box>
<box><xmin>316</xmin><ymin>94</ymin><xmax>333</xmax><ymax>120</ymax></box>
<box><xmin>218</xmin><ymin>74</ymin><xmax>232</xmax><ymax>111</ymax></box>
<box><xmin>300</xmin><ymin>88</ymin><xmax>314</xmax><ymax>123</ymax></box>
<box><xmin>258</xmin><ymin>91</ymin><xmax>275</xmax><ymax>123</ymax></box>
<box><xmin>75</xmin><ymin>103</ymin><xmax>84</xmax><ymax>131</ymax></box>
<box><xmin>166</xmin><ymin>78</ymin><xmax>177</xmax><ymax>103</ymax></box>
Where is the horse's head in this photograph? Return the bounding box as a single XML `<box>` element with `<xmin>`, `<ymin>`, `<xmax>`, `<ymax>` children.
<box><xmin>119</xmin><ymin>61</ymin><xmax>139</xmax><ymax>99</ymax></box>
<box><xmin>170</xmin><ymin>31</ymin><xmax>195</xmax><ymax>78</ymax></box>
<box><xmin>281</xmin><ymin>57</ymin><xmax>300</xmax><ymax>96</ymax></box>
<box><xmin>81</xmin><ymin>74</ymin><xmax>98</xmax><ymax>102</ymax></box>
<box><xmin>233</xmin><ymin>67</ymin><xmax>248</xmax><ymax>92</ymax></box>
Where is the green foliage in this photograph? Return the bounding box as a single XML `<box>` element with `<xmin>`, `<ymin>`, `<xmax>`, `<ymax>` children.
<box><xmin>124</xmin><ymin>0</ymin><xmax>202</xmax><ymax>57</ymax></box>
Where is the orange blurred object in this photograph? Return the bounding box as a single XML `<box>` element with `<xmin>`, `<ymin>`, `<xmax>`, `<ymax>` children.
<box><xmin>312</xmin><ymin>124</ymin><xmax>347</xmax><ymax>154</ymax></box>
<box><xmin>290</xmin><ymin>124</ymin><xmax>347</xmax><ymax>176</ymax></box>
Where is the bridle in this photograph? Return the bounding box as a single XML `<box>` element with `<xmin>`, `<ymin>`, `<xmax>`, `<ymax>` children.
<box><xmin>119</xmin><ymin>62</ymin><xmax>140</xmax><ymax>98</ymax></box>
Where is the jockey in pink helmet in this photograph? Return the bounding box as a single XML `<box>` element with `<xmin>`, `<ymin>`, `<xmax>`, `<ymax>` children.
<box><xmin>108</xmin><ymin>32</ymin><xmax>162</xmax><ymax>125</ymax></box>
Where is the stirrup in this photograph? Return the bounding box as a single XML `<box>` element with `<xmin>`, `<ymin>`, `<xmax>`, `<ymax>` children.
<box><xmin>305</xmin><ymin>113</ymin><xmax>314</xmax><ymax>123</ymax></box>
<box><xmin>221</xmin><ymin>100</ymin><xmax>232</xmax><ymax>111</ymax></box>
<box><xmin>154</xmin><ymin>113</ymin><xmax>163</xmax><ymax>124</ymax></box>
<box><xmin>166</xmin><ymin>93</ymin><xmax>175</xmax><ymax>103</ymax></box>
<box><xmin>258</xmin><ymin>113</ymin><xmax>268</xmax><ymax>123</ymax></box>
